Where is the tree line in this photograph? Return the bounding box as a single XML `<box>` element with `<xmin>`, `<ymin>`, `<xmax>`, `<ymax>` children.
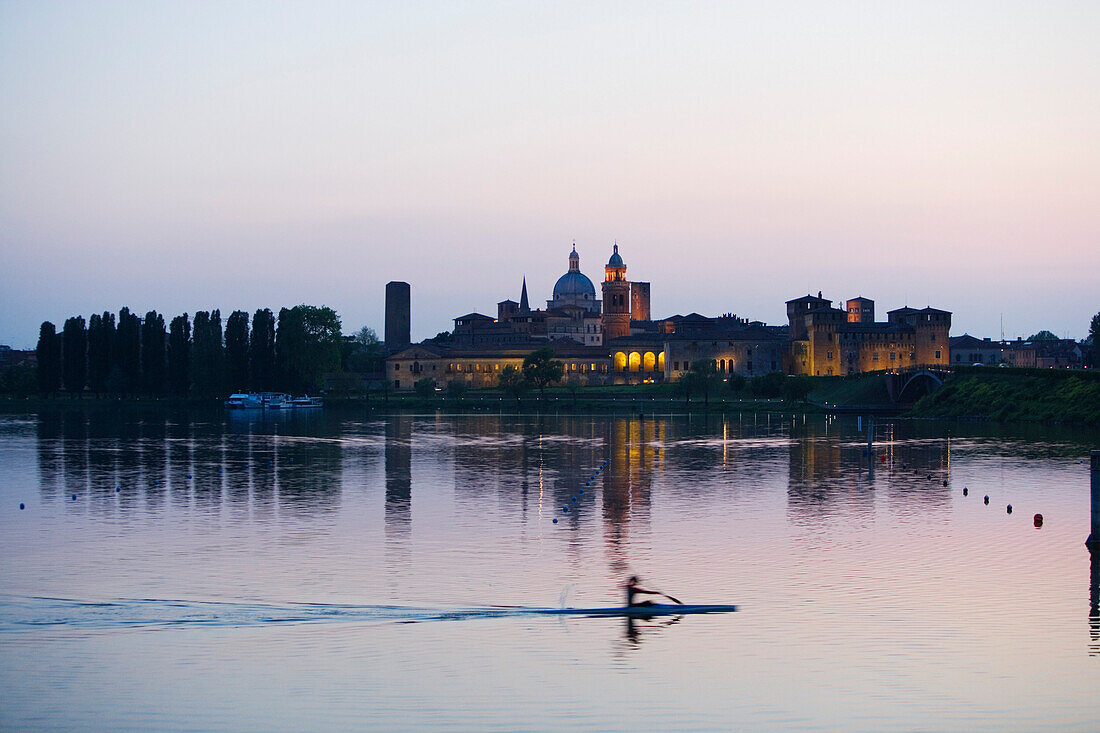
<box><xmin>33</xmin><ymin>305</ymin><xmax>345</xmax><ymax>399</ymax></box>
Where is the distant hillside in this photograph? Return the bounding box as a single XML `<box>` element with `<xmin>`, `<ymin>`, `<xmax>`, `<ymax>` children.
<box><xmin>908</xmin><ymin>367</ymin><xmax>1100</xmax><ymax>424</ymax></box>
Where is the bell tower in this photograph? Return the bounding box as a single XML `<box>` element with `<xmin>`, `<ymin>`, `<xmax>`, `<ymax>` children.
<box><xmin>601</xmin><ymin>244</ymin><xmax>631</xmax><ymax>341</ymax></box>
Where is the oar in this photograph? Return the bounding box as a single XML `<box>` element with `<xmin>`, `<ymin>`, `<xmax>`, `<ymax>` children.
<box><xmin>660</xmin><ymin>592</ymin><xmax>682</xmax><ymax>605</ymax></box>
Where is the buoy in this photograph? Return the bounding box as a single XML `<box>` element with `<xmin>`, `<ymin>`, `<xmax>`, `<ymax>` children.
<box><xmin>880</xmin><ymin>455</ymin><xmax>886</xmax><ymax>463</ymax></box>
<box><xmin>579</xmin><ymin>488</ymin><xmax>584</xmax><ymax>494</ymax></box>
<box><xmin>984</xmin><ymin>495</ymin><xmax>989</xmax><ymax>505</ymax></box>
<box><xmin>1034</xmin><ymin>513</ymin><xmax>1043</xmax><ymax>528</ymax></box>
<box><xmin>942</xmin><ymin>480</ymin><xmax>948</xmax><ymax>487</ymax></box>
<box><xmin>1007</xmin><ymin>505</ymin><xmax>1013</xmax><ymax>514</ymax></box>
<box><xmin>116</xmin><ymin>487</ymin><xmax>121</xmax><ymax>493</ymax></box>
<box><xmin>552</xmin><ymin>518</ymin><xmax>558</xmax><ymax>524</ymax></box>
<box><xmin>187</xmin><ymin>475</ymin><xmax>192</xmax><ymax>479</ymax></box>
<box><xmin>571</xmin><ymin>496</ymin><xmax>577</xmax><ymax>502</ymax></box>
<box><xmin>562</xmin><ymin>506</ymin><xmax>569</xmax><ymax>513</ymax></box>
<box><xmin>963</xmin><ymin>487</ymin><xmax>968</xmax><ymax>496</ymax></box>
<box><xmin>19</xmin><ymin>503</ymin><xmax>24</xmax><ymax>510</ymax></box>
<box><xmin>71</xmin><ymin>494</ymin><xmax>77</xmax><ymax>501</ymax></box>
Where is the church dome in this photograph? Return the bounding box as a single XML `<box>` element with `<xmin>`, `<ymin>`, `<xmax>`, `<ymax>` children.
<box><xmin>554</xmin><ymin>271</ymin><xmax>596</xmax><ymax>298</ymax></box>
<box><xmin>607</xmin><ymin>243</ymin><xmax>624</xmax><ymax>267</ymax></box>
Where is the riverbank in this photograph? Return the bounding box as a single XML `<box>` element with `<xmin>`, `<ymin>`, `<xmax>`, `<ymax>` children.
<box><xmin>908</xmin><ymin>366</ymin><xmax>1100</xmax><ymax>424</ymax></box>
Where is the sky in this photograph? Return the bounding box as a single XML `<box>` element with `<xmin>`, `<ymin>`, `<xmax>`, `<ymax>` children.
<box><xmin>1</xmin><ymin>0</ymin><xmax>1098</xmax><ymax>348</ymax></box>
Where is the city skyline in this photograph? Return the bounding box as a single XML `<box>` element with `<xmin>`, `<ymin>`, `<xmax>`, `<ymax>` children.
<box><xmin>2</xmin><ymin>2</ymin><xmax>1098</xmax><ymax>348</ymax></box>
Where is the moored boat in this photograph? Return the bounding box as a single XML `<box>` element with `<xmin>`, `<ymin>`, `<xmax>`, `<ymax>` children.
<box><xmin>224</xmin><ymin>393</ymin><xmax>292</xmax><ymax>410</ymax></box>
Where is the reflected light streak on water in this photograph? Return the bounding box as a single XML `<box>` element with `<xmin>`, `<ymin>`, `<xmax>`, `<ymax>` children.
<box><xmin>0</xmin><ymin>408</ymin><xmax>1098</xmax><ymax>731</ymax></box>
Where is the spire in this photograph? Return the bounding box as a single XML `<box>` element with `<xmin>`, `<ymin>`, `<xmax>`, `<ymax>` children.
<box><xmin>568</xmin><ymin>242</ymin><xmax>580</xmax><ymax>272</ymax></box>
<box><xmin>520</xmin><ymin>276</ymin><xmax>529</xmax><ymax>311</ymax></box>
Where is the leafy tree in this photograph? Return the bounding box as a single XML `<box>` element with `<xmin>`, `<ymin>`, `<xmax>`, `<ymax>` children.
<box><xmin>167</xmin><ymin>314</ymin><xmax>191</xmax><ymax>397</ymax></box>
<box><xmin>115</xmin><ymin>308</ymin><xmax>142</xmax><ymax>396</ymax></box>
<box><xmin>225</xmin><ymin>310</ymin><xmax>250</xmax><ymax>391</ymax></box>
<box><xmin>679</xmin><ymin>359</ymin><xmax>722</xmax><ymax>405</ymax></box>
<box><xmin>414</xmin><ymin>377</ymin><xmax>436</xmax><ymax>398</ymax></box>
<box><xmin>447</xmin><ymin>379</ymin><xmax>467</xmax><ymax>399</ymax></box>
<box><xmin>355</xmin><ymin>326</ymin><xmax>380</xmax><ymax>347</ymax></box>
<box><xmin>726</xmin><ymin>373</ymin><xmax>747</xmax><ymax>393</ymax></box>
<box><xmin>87</xmin><ymin>312</ymin><xmax>114</xmax><ymax>396</ymax></box>
<box><xmin>141</xmin><ymin>310</ymin><xmax>166</xmax><ymax>396</ymax></box>
<box><xmin>1027</xmin><ymin>330</ymin><xmax>1059</xmax><ymax>341</ymax></box>
<box><xmin>276</xmin><ymin>305</ymin><xmax>342</xmax><ymax>394</ymax></box>
<box><xmin>1087</xmin><ymin>312</ymin><xmax>1100</xmax><ymax>368</ymax></box>
<box><xmin>522</xmin><ymin>347</ymin><xmax>563</xmax><ymax>397</ymax></box>
<box><xmin>345</xmin><ymin>324</ymin><xmax>384</xmax><ymax>373</ymax></box>
<box><xmin>62</xmin><ymin>316</ymin><xmax>87</xmax><ymax>396</ymax></box>
<box><xmin>0</xmin><ymin>363</ymin><xmax>36</xmax><ymax>397</ymax></box>
<box><xmin>565</xmin><ymin>375</ymin><xmax>583</xmax><ymax>406</ymax></box>
<box><xmin>750</xmin><ymin>371</ymin><xmax>785</xmax><ymax>399</ymax></box>
<box><xmin>430</xmin><ymin>331</ymin><xmax>454</xmax><ymax>344</ymax></box>
<box><xmin>250</xmin><ymin>308</ymin><xmax>276</xmax><ymax>391</ymax></box>
<box><xmin>375</xmin><ymin>376</ymin><xmax>394</xmax><ymax>406</ymax></box>
<box><xmin>35</xmin><ymin>321</ymin><xmax>61</xmax><ymax>396</ymax></box>
<box><xmin>498</xmin><ymin>364</ymin><xmax>528</xmax><ymax>404</ymax></box>
<box><xmin>782</xmin><ymin>375</ymin><xmax>814</xmax><ymax>403</ymax></box>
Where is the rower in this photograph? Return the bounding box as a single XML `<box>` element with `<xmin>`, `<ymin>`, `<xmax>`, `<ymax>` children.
<box><xmin>625</xmin><ymin>575</ymin><xmax>680</xmax><ymax>607</ymax></box>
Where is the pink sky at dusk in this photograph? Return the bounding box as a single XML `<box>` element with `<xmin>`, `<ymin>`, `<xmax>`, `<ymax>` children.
<box><xmin>1</xmin><ymin>1</ymin><xmax>1098</xmax><ymax>347</ymax></box>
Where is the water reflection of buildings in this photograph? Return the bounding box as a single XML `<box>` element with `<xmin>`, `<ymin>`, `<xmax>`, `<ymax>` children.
<box><xmin>603</xmin><ymin>416</ymin><xmax>660</xmax><ymax>574</ymax></box>
<box><xmin>786</xmin><ymin>418</ymin><xmax>952</xmax><ymax>527</ymax></box>
<box><xmin>37</xmin><ymin>409</ymin><xmax>343</xmax><ymax>522</ymax></box>
<box><xmin>384</xmin><ymin>415</ymin><xmax>412</xmax><ymax>538</ymax></box>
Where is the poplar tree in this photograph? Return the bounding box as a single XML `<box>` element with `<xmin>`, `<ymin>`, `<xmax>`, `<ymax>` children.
<box><xmin>275</xmin><ymin>307</ymin><xmax>293</xmax><ymax>391</ymax></box>
<box><xmin>224</xmin><ymin>310</ymin><xmax>250</xmax><ymax>391</ymax></box>
<box><xmin>192</xmin><ymin>310</ymin><xmax>224</xmax><ymax>398</ymax></box>
<box><xmin>141</xmin><ymin>310</ymin><xmax>167</xmax><ymax>395</ymax></box>
<box><xmin>87</xmin><ymin>312</ymin><xmax>115</xmax><ymax>396</ymax></box>
<box><xmin>36</xmin><ymin>321</ymin><xmax>61</xmax><ymax>396</ymax></box>
<box><xmin>168</xmin><ymin>314</ymin><xmax>191</xmax><ymax>397</ymax></box>
<box><xmin>114</xmin><ymin>308</ymin><xmax>142</xmax><ymax>396</ymax></box>
<box><xmin>250</xmin><ymin>308</ymin><xmax>276</xmax><ymax>391</ymax></box>
<box><xmin>62</xmin><ymin>316</ymin><xmax>87</xmax><ymax>396</ymax></box>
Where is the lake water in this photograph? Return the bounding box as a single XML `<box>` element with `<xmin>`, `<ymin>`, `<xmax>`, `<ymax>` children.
<box><xmin>1</xmin><ymin>407</ymin><xmax>1098</xmax><ymax>731</ymax></box>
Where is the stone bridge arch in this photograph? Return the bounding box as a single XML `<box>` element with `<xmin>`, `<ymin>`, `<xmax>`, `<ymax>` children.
<box><xmin>889</xmin><ymin>369</ymin><xmax>946</xmax><ymax>403</ymax></box>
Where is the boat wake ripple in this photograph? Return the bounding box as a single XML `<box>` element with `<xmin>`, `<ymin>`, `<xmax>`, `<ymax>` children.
<box><xmin>0</xmin><ymin>597</ymin><xmax>736</xmax><ymax>631</ymax></box>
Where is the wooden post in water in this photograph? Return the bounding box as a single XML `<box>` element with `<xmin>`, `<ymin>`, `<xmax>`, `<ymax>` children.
<box><xmin>866</xmin><ymin>416</ymin><xmax>874</xmax><ymax>477</ymax></box>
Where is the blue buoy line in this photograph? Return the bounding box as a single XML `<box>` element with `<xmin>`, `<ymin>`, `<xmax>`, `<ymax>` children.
<box><xmin>552</xmin><ymin>457</ymin><xmax>607</xmax><ymax>527</ymax></box>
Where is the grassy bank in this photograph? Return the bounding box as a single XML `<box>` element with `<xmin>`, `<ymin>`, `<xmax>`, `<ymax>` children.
<box><xmin>805</xmin><ymin>373</ymin><xmax>895</xmax><ymax>410</ymax></box>
<box><xmin>908</xmin><ymin>367</ymin><xmax>1100</xmax><ymax>424</ymax></box>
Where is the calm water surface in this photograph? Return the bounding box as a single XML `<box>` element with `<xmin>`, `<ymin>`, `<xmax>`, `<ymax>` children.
<box><xmin>1</xmin><ymin>407</ymin><xmax>1098</xmax><ymax>731</ymax></box>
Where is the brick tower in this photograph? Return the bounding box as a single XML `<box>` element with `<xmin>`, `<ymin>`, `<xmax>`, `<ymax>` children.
<box><xmin>601</xmin><ymin>244</ymin><xmax>631</xmax><ymax>342</ymax></box>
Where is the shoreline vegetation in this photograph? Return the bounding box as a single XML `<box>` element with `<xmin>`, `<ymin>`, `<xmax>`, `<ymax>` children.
<box><xmin>6</xmin><ymin>305</ymin><xmax>1097</xmax><ymax>425</ymax></box>
<box><xmin>2</xmin><ymin>366</ymin><xmax>1097</xmax><ymax>426</ymax></box>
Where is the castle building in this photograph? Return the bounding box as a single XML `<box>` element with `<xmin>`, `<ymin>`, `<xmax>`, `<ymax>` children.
<box><xmin>787</xmin><ymin>294</ymin><xmax>951</xmax><ymax>376</ymax></box>
<box><xmin>383</xmin><ymin>249</ymin><xmax>954</xmax><ymax>391</ymax></box>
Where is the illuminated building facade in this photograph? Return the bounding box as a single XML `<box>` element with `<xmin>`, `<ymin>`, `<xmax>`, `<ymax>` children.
<box><xmin>787</xmin><ymin>294</ymin><xmax>952</xmax><ymax>376</ymax></box>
